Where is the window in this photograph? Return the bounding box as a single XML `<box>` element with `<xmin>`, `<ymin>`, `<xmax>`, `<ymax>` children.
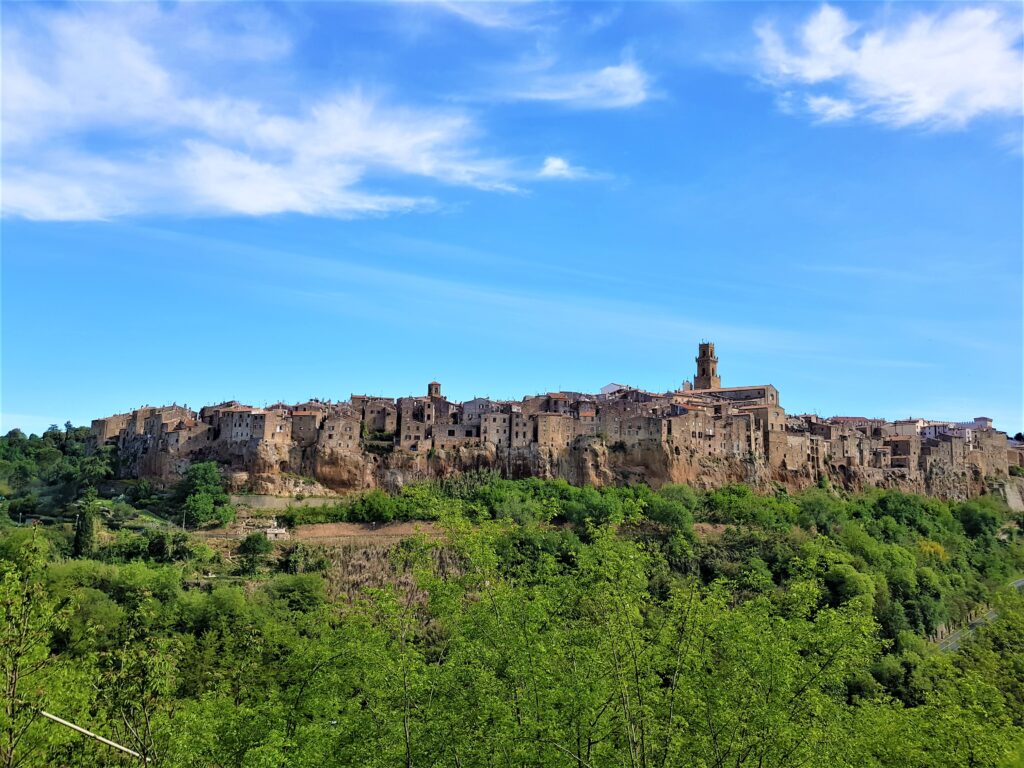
<box><xmin>448</xmin><ymin>429</ymin><xmax>455</xmax><ymax>437</ymax></box>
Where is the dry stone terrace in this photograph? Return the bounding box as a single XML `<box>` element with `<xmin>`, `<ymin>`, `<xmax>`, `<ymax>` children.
<box><xmin>88</xmin><ymin>343</ymin><xmax>1023</xmax><ymax>501</ymax></box>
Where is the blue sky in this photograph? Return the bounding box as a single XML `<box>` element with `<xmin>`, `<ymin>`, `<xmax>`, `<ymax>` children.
<box><xmin>2</xmin><ymin>1</ymin><xmax>1022</xmax><ymax>435</ymax></box>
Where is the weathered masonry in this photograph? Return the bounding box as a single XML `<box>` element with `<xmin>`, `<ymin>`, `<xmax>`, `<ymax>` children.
<box><xmin>89</xmin><ymin>343</ymin><xmax>1018</xmax><ymax>500</ymax></box>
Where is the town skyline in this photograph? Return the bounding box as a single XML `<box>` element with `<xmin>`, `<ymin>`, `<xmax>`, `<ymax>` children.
<box><xmin>87</xmin><ymin>341</ymin><xmax>1019</xmax><ymax>503</ymax></box>
<box><xmin>6</xmin><ymin>337</ymin><xmax>1021</xmax><ymax>437</ymax></box>
<box><xmin>70</xmin><ymin>361</ymin><xmax>1019</xmax><ymax>436</ymax></box>
<box><xmin>2</xmin><ymin>2</ymin><xmax>1022</xmax><ymax>435</ymax></box>
<box><xmin>1</xmin><ymin>6</ymin><xmax>1022</xmax><ymax>763</ymax></box>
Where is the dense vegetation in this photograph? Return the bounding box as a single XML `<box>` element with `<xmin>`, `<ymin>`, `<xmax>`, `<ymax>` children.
<box><xmin>0</xmin><ymin>425</ymin><xmax>116</xmax><ymax>522</ymax></box>
<box><xmin>2</xmin><ymin>428</ymin><xmax>1023</xmax><ymax>766</ymax></box>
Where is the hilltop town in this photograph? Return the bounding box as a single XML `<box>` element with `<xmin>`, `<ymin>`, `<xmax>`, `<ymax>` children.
<box><xmin>89</xmin><ymin>343</ymin><xmax>1023</xmax><ymax>501</ymax></box>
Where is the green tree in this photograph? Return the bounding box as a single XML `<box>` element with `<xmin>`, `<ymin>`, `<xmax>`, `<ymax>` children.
<box><xmin>0</xmin><ymin>533</ymin><xmax>86</xmax><ymax>768</ymax></box>
<box><xmin>0</xmin><ymin>481</ymin><xmax>1022</xmax><ymax>768</ymax></box>
<box><xmin>178</xmin><ymin>462</ymin><xmax>233</xmax><ymax>529</ymax></box>
<box><xmin>72</xmin><ymin>505</ymin><xmax>97</xmax><ymax>558</ymax></box>
<box><xmin>95</xmin><ymin>630</ymin><xmax>176</xmax><ymax>765</ymax></box>
<box><xmin>824</xmin><ymin>563</ymin><xmax>875</xmax><ymax>606</ymax></box>
<box><xmin>238</xmin><ymin>533</ymin><xmax>272</xmax><ymax>574</ymax></box>
<box><xmin>183</xmin><ymin>492</ymin><xmax>215</xmax><ymax>529</ymax></box>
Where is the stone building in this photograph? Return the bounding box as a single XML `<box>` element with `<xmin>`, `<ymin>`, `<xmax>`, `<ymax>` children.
<box><xmin>462</xmin><ymin>398</ymin><xmax>497</xmax><ymax>425</ymax></box>
<box><xmin>88</xmin><ymin>342</ymin><xmax>1014</xmax><ymax>500</ymax></box>
<box><xmin>433</xmin><ymin>422</ymin><xmax>481</xmax><ymax>451</ymax></box>
<box><xmin>253</xmin><ymin>411</ymin><xmax>291</xmax><ymax>443</ymax></box>
<box><xmin>319</xmin><ymin>409</ymin><xmax>361</xmax><ymax>452</ymax></box>
<box><xmin>694</xmin><ymin>342</ymin><xmax>721</xmax><ymax>390</ymax></box>
<box><xmin>291</xmin><ymin>411</ymin><xmax>324</xmax><ymax>448</ymax></box>
<box><xmin>88</xmin><ymin>413</ymin><xmax>130</xmax><ymax>450</ymax></box>
<box><xmin>397</xmin><ymin>395</ymin><xmax>437</xmax><ymax>452</ymax></box>
<box><xmin>352</xmin><ymin>396</ymin><xmax>398</xmax><ymax>434</ymax></box>
<box><xmin>219</xmin><ymin>407</ymin><xmax>257</xmax><ymax>444</ymax></box>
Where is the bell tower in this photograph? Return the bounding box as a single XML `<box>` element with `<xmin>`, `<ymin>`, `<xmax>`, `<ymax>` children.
<box><xmin>694</xmin><ymin>342</ymin><xmax>720</xmax><ymax>390</ymax></box>
<box><xmin>427</xmin><ymin>381</ymin><xmax>442</xmax><ymax>398</ymax></box>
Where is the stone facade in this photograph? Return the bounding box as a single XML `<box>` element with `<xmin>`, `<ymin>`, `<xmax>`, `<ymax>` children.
<box><xmin>88</xmin><ymin>343</ymin><xmax>1014</xmax><ymax>501</ymax></box>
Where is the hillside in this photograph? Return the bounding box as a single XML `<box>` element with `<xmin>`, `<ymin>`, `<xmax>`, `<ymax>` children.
<box><xmin>2</xmin><ymin>425</ymin><xmax>1024</xmax><ymax>766</ymax></box>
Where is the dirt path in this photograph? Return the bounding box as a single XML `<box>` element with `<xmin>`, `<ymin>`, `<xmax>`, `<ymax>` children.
<box><xmin>693</xmin><ymin>522</ymin><xmax>729</xmax><ymax>538</ymax></box>
<box><xmin>293</xmin><ymin>521</ymin><xmax>443</xmax><ymax>541</ymax></box>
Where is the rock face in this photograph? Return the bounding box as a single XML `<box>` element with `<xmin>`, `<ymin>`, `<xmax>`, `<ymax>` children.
<box><xmin>94</xmin><ymin>342</ymin><xmax>1017</xmax><ymax>505</ymax></box>
<box><xmin>153</xmin><ymin>436</ymin><xmax>998</xmax><ymax>503</ymax></box>
<box><xmin>95</xmin><ymin>363</ymin><xmax>1015</xmax><ymax>505</ymax></box>
<box><xmin>108</xmin><ymin>404</ymin><xmax>1010</xmax><ymax>504</ymax></box>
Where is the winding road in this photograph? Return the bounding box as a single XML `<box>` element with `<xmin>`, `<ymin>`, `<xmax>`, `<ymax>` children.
<box><xmin>935</xmin><ymin>577</ymin><xmax>1024</xmax><ymax>652</ymax></box>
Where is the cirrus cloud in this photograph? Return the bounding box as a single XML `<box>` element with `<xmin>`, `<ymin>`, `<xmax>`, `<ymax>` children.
<box><xmin>507</xmin><ymin>56</ymin><xmax>651</xmax><ymax>109</ymax></box>
<box><xmin>537</xmin><ymin>156</ymin><xmax>604</xmax><ymax>181</ymax></box>
<box><xmin>756</xmin><ymin>4</ymin><xmax>1023</xmax><ymax>129</ymax></box>
<box><xmin>0</xmin><ymin>4</ymin><xmax>576</xmax><ymax>221</ymax></box>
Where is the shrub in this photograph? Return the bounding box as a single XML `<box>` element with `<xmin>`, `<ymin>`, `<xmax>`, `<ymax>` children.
<box><xmin>238</xmin><ymin>532</ymin><xmax>273</xmax><ymax>574</ymax></box>
<box><xmin>265</xmin><ymin>574</ymin><xmax>326</xmax><ymax>611</ymax></box>
<box><xmin>238</xmin><ymin>532</ymin><xmax>272</xmax><ymax>557</ymax></box>
<box><xmin>176</xmin><ymin>462</ymin><xmax>232</xmax><ymax>528</ymax></box>
<box><xmin>956</xmin><ymin>498</ymin><xmax>1002</xmax><ymax>538</ymax></box>
<box><xmin>279</xmin><ymin>543</ymin><xmax>330</xmax><ymax>574</ymax></box>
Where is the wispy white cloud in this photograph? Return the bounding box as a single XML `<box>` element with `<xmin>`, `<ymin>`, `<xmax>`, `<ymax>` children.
<box><xmin>584</xmin><ymin>6</ymin><xmax>622</xmax><ymax>34</ymax></box>
<box><xmin>177</xmin><ymin>142</ymin><xmax>429</xmax><ymax>217</ymax></box>
<box><xmin>505</xmin><ymin>55</ymin><xmax>650</xmax><ymax>109</ymax></box>
<box><xmin>177</xmin><ymin>7</ymin><xmax>293</xmax><ymax>61</ymax></box>
<box><xmin>0</xmin><ymin>5</ymin><xmax>576</xmax><ymax>221</ymax></box>
<box><xmin>432</xmin><ymin>1</ymin><xmax>559</xmax><ymax>31</ymax></box>
<box><xmin>3</xmin><ymin>154</ymin><xmax>150</xmax><ymax>221</ymax></box>
<box><xmin>756</xmin><ymin>4</ymin><xmax>1023</xmax><ymax>129</ymax></box>
<box><xmin>112</xmin><ymin>222</ymin><xmax>822</xmax><ymax>357</ymax></box>
<box><xmin>537</xmin><ymin>156</ymin><xmax>600</xmax><ymax>180</ymax></box>
<box><xmin>796</xmin><ymin>257</ymin><xmax>1006</xmax><ymax>287</ymax></box>
<box><xmin>806</xmin><ymin>94</ymin><xmax>855</xmax><ymax>123</ymax></box>
<box><xmin>280</xmin><ymin>261</ymin><xmax>818</xmax><ymax>356</ymax></box>
<box><xmin>998</xmin><ymin>128</ymin><xmax>1024</xmax><ymax>157</ymax></box>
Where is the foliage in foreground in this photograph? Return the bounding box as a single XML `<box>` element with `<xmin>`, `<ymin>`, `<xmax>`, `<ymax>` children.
<box><xmin>1</xmin><ymin>506</ymin><xmax>1023</xmax><ymax>768</ymax></box>
<box><xmin>2</xmin><ymin>427</ymin><xmax>1023</xmax><ymax>766</ymax></box>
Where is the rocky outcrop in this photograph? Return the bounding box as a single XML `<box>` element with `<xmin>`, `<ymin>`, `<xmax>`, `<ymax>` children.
<box><xmin>301</xmin><ymin>439</ymin><xmax>780</xmax><ymax>495</ymax></box>
<box><xmin>126</xmin><ymin>433</ymin><xmax>1003</xmax><ymax>503</ymax></box>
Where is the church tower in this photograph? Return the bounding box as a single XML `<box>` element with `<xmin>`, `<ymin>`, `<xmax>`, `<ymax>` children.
<box><xmin>427</xmin><ymin>381</ymin><xmax>442</xmax><ymax>398</ymax></box>
<box><xmin>694</xmin><ymin>342</ymin><xmax>721</xmax><ymax>390</ymax></box>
